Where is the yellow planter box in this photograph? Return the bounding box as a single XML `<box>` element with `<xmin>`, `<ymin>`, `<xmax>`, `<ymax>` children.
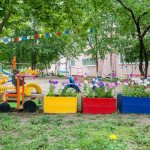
<box><xmin>44</xmin><ymin>96</ymin><xmax>77</xmax><ymax>113</ymax></box>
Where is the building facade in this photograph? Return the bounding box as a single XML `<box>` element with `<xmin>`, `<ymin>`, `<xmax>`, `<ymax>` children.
<box><xmin>51</xmin><ymin>54</ymin><xmax>150</xmax><ymax>78</ymax></box>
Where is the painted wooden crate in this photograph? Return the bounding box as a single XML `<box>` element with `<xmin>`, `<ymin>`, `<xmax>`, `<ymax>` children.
<box><xmin>44</xmin><ymin>96</ymin><xmax>77</xmax><ymax>113</ymax></box>
<box><xmin>117</xmin><ymin>94</ymin><xmax>150</xmax><ymax>114</ymax></box>
<box><xmin>83</xmin><ymin>97</ymin><xmax>117</xmax><ymax>114</ymax></box>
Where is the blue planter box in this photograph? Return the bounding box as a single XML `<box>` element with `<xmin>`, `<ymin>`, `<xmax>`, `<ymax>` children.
<box><xmin>117</xmin><ymin>94</ymin><xmax>150</xmax><ymax>114</ymax></box>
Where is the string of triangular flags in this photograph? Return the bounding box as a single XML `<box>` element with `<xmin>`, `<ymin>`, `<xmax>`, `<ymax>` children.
<box><xmin>0</xmin><ymin>28</ymin><xmax>94</xmax><ymax>44</ymax></box>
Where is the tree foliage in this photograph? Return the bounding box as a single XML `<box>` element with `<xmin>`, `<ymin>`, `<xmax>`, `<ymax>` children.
<box><xmin>0</xmin><ymin>0</ymin><xmax>150</xmax><ymax>78</ymax></box>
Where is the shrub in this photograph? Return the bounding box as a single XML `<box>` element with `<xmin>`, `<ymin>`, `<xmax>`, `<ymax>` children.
<box><xmin>47</xmin><ymin>80</ymin><xmax>78</xmax><ymax>97</ymax></box>
<box><xmin>82</xmin><ymin>80</ymin><xmax>113</xmax><ymax>98</ymax></box>
<box><xmin>122</xmin><ymin>85</ymin><xmax>150</xmax><ymax>98</ymax></box>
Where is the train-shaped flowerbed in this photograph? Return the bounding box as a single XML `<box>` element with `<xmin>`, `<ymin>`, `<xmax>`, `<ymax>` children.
<box><xmin>0</xmin><ymin>75</ymin><xmax>150</xmax><ymax>114</ymax></box>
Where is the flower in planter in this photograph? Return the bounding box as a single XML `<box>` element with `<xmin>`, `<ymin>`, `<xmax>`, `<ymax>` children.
<box><xmin>59</xmin><ymin>88</ymin><xmax>78</xmax><ymax>97</ymax></box>
<box><xmin>62</xmin><ymin>81</ymin><xmax>69</xmax><ymax>86</ymax></box>
<box><xmin>92</xmin><ymin>77</ymin><xmax>104</xmax><ymax>88</ymax></box>
<box><xmin>47</xmin><ymin>80</ymin><xmax>78</xmax><ymax>97</ymax></box>
<box><xmin>124</xmin><ymin>82</ymin><xmax>128</xmax><ymax>86</ymax></box>
<box><xmin>84</xmin><ymin>80</ymin><xmax>88</xmax><ymax>84</ymax></box>
<box><xmin>49</xmin><ymin>80</ymin><xmax>58</xmax><ymax>84</ymax></box>
<box><xmin>143</xmin><ymin>79</ymin><xmax>150</xmax><ymax>86</ymax></box>
<box><xmin>117</xmin><ymin>80</ymin><xmax>122</xmax><ymax>85</ymax></box>
<box><xmin>82</xmin><ymin>80</ymin><xmax>113</xmax><ymax>98</ymax></box>
<box><xmin>77</xmin><ymin>83</ymin><xmax>81</xmax><ymax>87</ymax></box>
<box><xmin>128</xmin><ymin>78</ymin><xmax>150</xmax><ymax>87</ymax></box>
<box><xmin>47</xmin><ymin>80</ymin><xmax>58</xmax><ymax>96</ymax></box>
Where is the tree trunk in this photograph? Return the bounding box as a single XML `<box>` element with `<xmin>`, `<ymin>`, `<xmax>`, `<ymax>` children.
<box><xmin>66</xmin><ymin>57</ymin><xmax>68</xmax><ymax>77</ymax></box>
<box><xmin>45</xmin><ymin>64</ymin><xmax>48</xmax><ymax>75</ymax></box>
<box><xmin>95</xmin><ymin>54</ymin><xmax>99</xmax><ymax>77</ymax></box>
<box><xmin>31</xmin><ymin>63</ymin><xmax>36</xmax><ymax>70</ymax></box>
<box><xmin>142</xmin><ymin>43</ymin><xmax>149</xmax><ymax>79</ymax></box>
<box><xmin>68</xmin><ymin>59</ymin><xmax>71</xmax><ymax>75</ymax></box>
<box><xmin>56</xmin><ymin>61</ymin><xmax>60</xmax><ymax>75</ymax></box>
<box><xmin>54</xmin><ymin>61</ymin><xmax>57</xmax><ymax>75</ymax></box>
<box><xmin>110</xmin><ymin>52</ymin><xmax>113</xmax><ymax>79</ymax></box>
<box><xmin>0</xmin><ymin>12</ymin><xmax>11</xmax><ymax>33</ymax></box>
<box><xmin>139</xmin><ymin>38</ymin><xmax>148</xmax><ymax>78</ymax></box>
<box><xmin>144</xmin><ymin>58</ymin><xmax>148</xmax><ymax>79</ymax></box>
<box><xmin>31</xmin><ymin>53</ymin><xmax>37</xmax><ymax>70</ymax></box>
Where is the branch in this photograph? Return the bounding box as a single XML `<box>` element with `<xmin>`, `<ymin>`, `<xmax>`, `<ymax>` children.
<box><xmin>142</xmin><ymin>24</ymin><xmax>150</xmax><ymax>38</ymax></box>
<box><xmin>116</xmin><ymin>0</ymin><xmax>137</xmax><ymax>25</ymax></box>
<box><xmin>0</xmin><ymin>12</ymin><xmax>12</xmax><ymax>33</ymax></box>
<box><xmin>117</xmin><ymin>0</ymin><xmax>141</xmax><ymax>35</ymax></box>
<box><xmin>124</xmin><ymin>17</ymin><xmax>131</xmax><ymax>30</ymax></box>
<box><xmin>87</xmin><ymin>37</ymin><xmax>93</xmax><ymax>49</ymax></box>
<box><xmin>137</xmin><ymin>12</ymin><xmax>148</xmax><ymax>23</ymax></box>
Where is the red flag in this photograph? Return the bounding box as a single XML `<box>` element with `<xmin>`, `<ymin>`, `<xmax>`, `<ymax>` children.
<box><xmin>14</xmin><ymin>37</ymin><xmax>19</xmax><ymax>43</ymax></box>
<box><xmin>56</xmin><ymin>32</ymin><xmax>61</xmax><ymax>37</ymax></box>
<box><xmin>34</xmin><ymin>34</ymin><xmax>39</xmax><ymax>39</ymax></box>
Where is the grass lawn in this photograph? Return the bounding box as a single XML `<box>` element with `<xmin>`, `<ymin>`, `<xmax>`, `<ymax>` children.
<box><xmin>0</xmin><ymin>113</ymin><xmax>150</xmax><ymax>150</ymax></box>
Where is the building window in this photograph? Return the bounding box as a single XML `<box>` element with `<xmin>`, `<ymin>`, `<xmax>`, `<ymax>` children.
<box><xmin>70</xmin><ymin>60</ymin><xmax>75</xmax><ymax>66</ymax></box>
<box><xmin>82</xmin><ymin>58</ymin><xmax>96</xmax><ymax>66</ymax></box>
<box><xmin>119</xmin><ymin>54</ymin><xmax>140</xmax><ymax>64</ymax></box>
<box><xmin>120</xmin><ymin>54</ymin><xmax>125</xmax><ymax>64</ymax></box>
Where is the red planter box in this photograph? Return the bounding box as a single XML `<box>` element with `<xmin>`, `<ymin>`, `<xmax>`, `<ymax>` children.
<box><xmin>83</xmin><ymin>97</ymin><xmax>117</xmax><ymax>114</ymax></box>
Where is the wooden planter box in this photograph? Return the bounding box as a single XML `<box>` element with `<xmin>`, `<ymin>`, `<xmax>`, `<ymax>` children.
<box><xmin>117</xmin><ymin>94</ymin><xmax>150</xmax><ymax>114</ymax></box>
<box><xmin>83</xmin><ymin>97</ymin><xmax>117</xmax><ymax>114</ymax></box>
<box><xmin>44</xmin><ymin>96</ymin><xmax>77</xmax><ymax>113</ymax></box>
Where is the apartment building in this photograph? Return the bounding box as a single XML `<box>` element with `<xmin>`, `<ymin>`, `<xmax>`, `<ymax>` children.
<box><xmin>51</xmin><ymin>54</ymin><xmax>150</xmax><ymax>78</ymax></box>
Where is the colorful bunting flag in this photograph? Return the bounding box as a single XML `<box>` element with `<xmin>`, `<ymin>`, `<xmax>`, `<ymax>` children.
<box><xmin>0</xmin><ymin>28</ymin><xmax>93</xmax><ymax>44</ymax></box>
<box><xmin>10</xmin><ymin>38</ymin><xmax>13</xmax><ymax>42</ymax></box>
<box><xmin>3</xmin><ymin>37</ymin><xmax>9</xmax><ymax>44</ymax></box>
<box><xmin>56</xmin><ymin>32</ymin><xmax>61</xmax><ymax>37</ymax></box>
<box><xmin>46</xmin><ymin>33</ymin><xmax>50</xmax><ymax>38</ymax></box>
<box><xmin>19</xmin><ymin>37</ymin><xmax>22</xmax><ymax>41</ymax></box>
<box><xmin>34</xmin><ymin>34</ymin><xmax>39</xmax><ymax>39</ymax></box>
<box><xmin>40</xmin><ymin>34</ymin><xmax>45</xmax><ymax>38</ymax></box>
<box><xmin>64</xmin><ymin>30</ymin><xmax>70</xmax><ymax>34</ymax></box>
<box><xmin>30</xmin><ymin>35</ymin><xmax>34</xmax><ymax>39</ymax></box>
<box><xmin>35</xmin><ymin>39</ymin><xmax>39</xmax><ymax>45</ymax></box>
<box><xmin>27</xmin><ymin>36</ymin><xmax>31</xmax><ymax>39</ymax></box>
<box><xmin>14</xmin><ymin>37</ymin><xmax>19</xmax><ymax>43</ymax></box>
<box><xmin>90</xmin><ymin>28</ymin><xmax>94</xmax><ymax>33</ymax></box>
<box><xmin>8</xmin><ymin>38</ymin><xmax>11</xmax><ymax>42</ymax></box>
<box><xmin>22</xmin><ymin>36</ymin><xmax>27</xmax><ymax>41</ymax></box>
<box><xmin>39</xmin><ymin>34</ymin><xmax>42</xmax><ymax>38</ymax></box>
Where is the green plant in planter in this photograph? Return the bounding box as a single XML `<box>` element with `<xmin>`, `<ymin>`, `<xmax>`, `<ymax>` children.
<box><xmin>82</xmin><ymin>82</ymin><xmax>113</xmax><ymax>98</ymax></box>
<box><xmin>47</xmin><ymin>84</ymin><xmax>55</xmax><ymax>96</ymax></box>
<box><xmin>47</xmin><ymin>81</ymin><xmax>78</xmax><ymax>97</ymax></box>
<box><xmin>59</xmin><ymin>88</ymin><xmax>78</xmax><ymax>97</ymax></box>
<box><xmin>94</xmin><ymin>87</ymin><xmax>113</xmax><ymax>98</ymax></box>
<box><xmin>123</xmin><ymin>85</ymin><xmax>150</xmax><ymax>98</ymax></box>
<box><xmin>82</xmin><ymin>83</ymin><xmax>94</xmax><ymax>97</ymax></box>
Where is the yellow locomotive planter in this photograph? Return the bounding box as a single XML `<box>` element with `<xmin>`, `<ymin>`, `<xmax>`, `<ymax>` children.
<box><xmin>44</xmin><ymin>96</ymin><xmax>77</xmax><ymax>113</ymax></box>
<box><xmin>44</xmin><ymin>79</ymin><xmax>79</xmax><ymax>114</ymax></box>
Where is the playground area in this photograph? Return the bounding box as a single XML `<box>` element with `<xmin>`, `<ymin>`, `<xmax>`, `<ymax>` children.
<box><xmin>0</xmin><ymin>76</ymin><xmax>150</xmax><ymax>149</ymax></box>
<box><xmin>4</xmin><ymin>76</ymin><xmax>60</xmax><ymax>95</ymax></box>
<box><xmin>0</xmin><ymin>70</ymin><xmax>150</xmax><ymax>150</ymax></box>
<box><xmin>1</xmin><ymin>1</ymin><xmax>150</xmax><ymax>149</ymax></box>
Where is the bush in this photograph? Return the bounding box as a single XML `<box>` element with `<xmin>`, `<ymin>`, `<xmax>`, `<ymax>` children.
<box><xmin>101</xmin><ymin>78</ymin><xmax>119</xmax><ymax>82</ymax></box>
<box><xmin>123</xmin><ymin>85</ymin><xmax>150</xmax><ymax>98</ymax></box>
<box><xmin>47</xmin><ymin>81</ymin><xmax>78</xmax><ymax>97</ymax></box>
<box><xmin>57</xmin><ymin>74</ymin><xmax>65</xmax><ymax>77</ymax></box>
<box><xmin>83</xmin><ymin>81</ymin><xmax>113</xmax><ymax>98</ymax></box>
